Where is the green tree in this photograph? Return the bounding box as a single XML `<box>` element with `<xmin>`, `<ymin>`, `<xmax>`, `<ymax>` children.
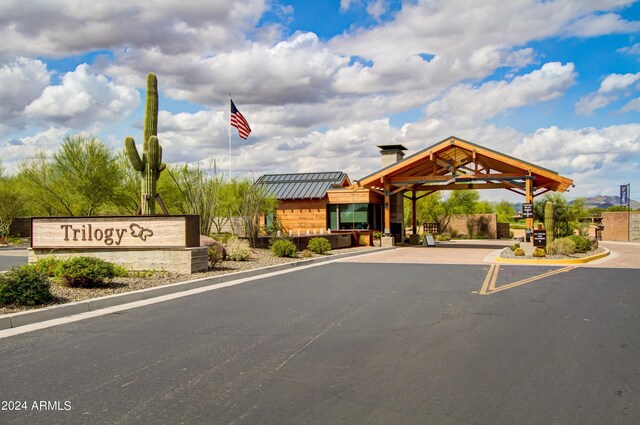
<box><xmin>229</xmin><ymin>178</ymin><xmax>277</xmax><ymax>247</ymax></box>
<box><xmin>168</xmin><ymin>161</ymin><xmax>223</xmax><ymax>235</ymax></box>
<box><xmin>495</xmin><ymin>200</ymin><xmax>515</xmax><ymax>223</ymax></box>
<box><xmin>0</xmin><ymin>176</ymin><xmax>25</xmax><ymax>239</ymax></box>
<box><xmin>533</xmin><ymin>193</ymin><xmax>586</xmax><ymax>237</ymax></box>
<box><xmin>18</xmin><ymin>135</ymin><xmax>123</xmax><ymax>216</ymax></box>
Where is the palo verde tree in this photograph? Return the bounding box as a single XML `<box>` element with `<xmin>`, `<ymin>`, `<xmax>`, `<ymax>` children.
<box><xmin>124</xmin><ymin>73</ymin><xmax>167</xmax><ymax>215</ymax></box>
<box><xmin>18</xmin><ymin>135</ymin><xmax>122</xmax><ymax>216</ymax></box>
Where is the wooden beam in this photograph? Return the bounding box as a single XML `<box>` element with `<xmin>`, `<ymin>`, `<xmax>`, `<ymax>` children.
<box><xmin>414</xmin><ymin>182</ymin><xmax>512</xmax><ymax>191</ymax></box>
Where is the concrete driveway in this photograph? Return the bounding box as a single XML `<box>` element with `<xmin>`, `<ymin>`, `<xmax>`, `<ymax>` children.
<box><xmin>343</xmin><ymin>240</ymin><xmax>639</xmax><ymax>269</ymax></box>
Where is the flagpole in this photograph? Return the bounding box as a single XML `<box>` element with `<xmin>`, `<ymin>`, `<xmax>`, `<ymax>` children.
<box><xmin>228</xmin><ymin>94</ymin><xmax>232</xmax><ymax>180</ymax></box>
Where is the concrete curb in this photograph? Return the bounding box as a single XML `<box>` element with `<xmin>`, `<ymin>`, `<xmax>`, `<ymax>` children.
<box><xmin>0</xmin><ymin>247</ymin><xmax>395</xmax><ymax>330</ymax></box>
<box><xmin>494</xmin><ymin>248</ymin><xmax>610</xmax><ymax>265</ymax></box>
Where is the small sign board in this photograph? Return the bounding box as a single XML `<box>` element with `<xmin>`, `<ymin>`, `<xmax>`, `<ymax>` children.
<box><xmin>533</xmin><ymin>229</ymin><xmax>547</xmax><ymax>248</ymax></box>
<box><xmin>423</xmin><ymin>235</ymin><xmax>435</xmax><ymax>247</ymax></box>
<box><xmin>525</xmin><ymin>228</ymin><xmax>532</xmax><ymax>243</ymax></box>
<box><xmin>522</xmin><ymin>203</ymin><xmax>534</xmax><ymax>218</ymax></box>
<box><xmin>31</xmin><ymin>215</ymin><xmax>200</xmax><ymax>249</ymax></box>
<box><xmin>620</xmin><ymin>184</ymin><xmax>629</xmax><ymax>205</ymax></box>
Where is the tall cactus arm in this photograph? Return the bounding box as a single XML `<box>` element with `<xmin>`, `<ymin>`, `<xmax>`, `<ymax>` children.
<box><xmin>125</xmin><ymin>137</ymin><xmax>145</xmax><ymax>172</ymax></box>
<box><xmin>144</xmin><ymin>73</ymin><xmax>158</xmax><ymax>146</ymax></box>
<box><xmin>148</xmin><ymin>136</ymin><xmax>161</xmax><ymax>168</ymax></box>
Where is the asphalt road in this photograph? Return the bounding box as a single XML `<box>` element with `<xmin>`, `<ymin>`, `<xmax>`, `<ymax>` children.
<box><xmin>1</xmin><ymin>262</ymin><xmax>639</xmax><ymax>424</ymax></box>
<box><xmin>0</xmin><ymin>249</ymin><xmax>27</xmax><ymax>271</ymax></box>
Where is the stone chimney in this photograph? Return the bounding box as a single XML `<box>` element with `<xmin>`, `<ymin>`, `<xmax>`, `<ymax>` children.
<box><xmin>377</xmin><ymin>145</ymin><xmax>407</xmax><ymax>168</ymax></box>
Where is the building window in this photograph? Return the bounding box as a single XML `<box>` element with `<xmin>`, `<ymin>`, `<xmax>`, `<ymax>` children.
<box><xmin>327</xmin><ymin>204</ymin><xmax>381</xmax><ymax>231</ymax></box>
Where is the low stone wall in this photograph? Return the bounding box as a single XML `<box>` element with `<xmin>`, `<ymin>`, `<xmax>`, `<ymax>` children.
<box><xmin>28</xmin><ymin>247</ymin><xmax>208</xmax><ymax>274</ymax></box>
<box><xmin>601</xmin><ymin>211</ymin><xmax>640</xmax><ymax>241</ymax></box>
<box><xmin>442</xmin><ymin>214</ymin><xmax>498</xmax><ymax>239</ymax></box>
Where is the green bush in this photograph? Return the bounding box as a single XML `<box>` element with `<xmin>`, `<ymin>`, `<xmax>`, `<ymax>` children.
<box><xmin>271</xmin><ymin>239</ymin><xmax>298</xmax><ymax>258</ymax></box>
<box><xmin>54</xmin><ymin>256</ymin><xmax>120</xmax><ymax>288</ymax></box>
<box><xmin>509</xmin><ymin>243</ymin><xmax>520</xmax><ymax>251</ymax></box>
<box><xmin>436</xmin><ymin>233</ymin><xmax>452</xmax><ymax>241</ymax></box>
<box><xmin>514</xmin><ymin>248</ymin><xmax>525</xmax><ymax>256</ymax></box>
<box><xmin>226</xmin><ymin>238</ymin><xmax>253</xmax><ymax>261</ymax></box>
<box><xmin>532</xmin><ymin>248</ymin><xmax>546</xmax><ymax>257</ymax></box>
<box><xmin>307</xmin><ymin>237</ymin><xmax>332</xmax><ymax>255</ymax></box>
<box><xmin>547</xmin><ymin>238</ymin><xmax>576</xmax><ymax>256</ymax></box>
<box><xmin>34</xmin><ymin>256</ymin><xmax>64</xmax><ymax>276</ymax></box>
<box><xmin>567</xmin><ymin>235</ymin><xmax>591</xmax><ymax>253</ymax></box>
<box><xmin>0</xmin><ymin>265</ymin><xmax>52</xmax><ymax>305</ymax></box>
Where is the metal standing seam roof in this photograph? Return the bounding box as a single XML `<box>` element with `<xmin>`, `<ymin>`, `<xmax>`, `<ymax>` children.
<box><xmin>257</xmin><ymin>172</ymin><xmax>349</xmax><ymax>200</ymax></box>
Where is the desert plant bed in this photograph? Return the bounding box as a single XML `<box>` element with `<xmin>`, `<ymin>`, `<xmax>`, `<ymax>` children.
<box><xmin>499</xmin><ymin>246</ymin><xmax>606</xmax><ymax>260</ymax></box>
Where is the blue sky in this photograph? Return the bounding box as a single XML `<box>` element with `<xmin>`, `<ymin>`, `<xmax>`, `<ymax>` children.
<box><xmin>1</xmin><ymin>0</ymin><xmax>639</xmax><ymax>202</ymax></box>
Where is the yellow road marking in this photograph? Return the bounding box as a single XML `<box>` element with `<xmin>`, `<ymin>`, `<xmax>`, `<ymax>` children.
<box><xmin>478</xmin><ymin>265</ymin><xmax>576</xmax><ymax>295</ymax></box>
<box><xmin>479</xmin><ymin>264</ymin><xmax>499</xmax><ymax>295</ymax></box>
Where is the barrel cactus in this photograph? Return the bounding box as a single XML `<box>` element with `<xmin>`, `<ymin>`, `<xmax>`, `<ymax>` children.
<box><xmin>124</xmin><ymin>73</ymin><xmax>166</xmax><ymax>215</ymax></box>
<box><xmin>544</xmin><ymin>201</ymin><xmax>555</xmax><ymax>250</ymax></box>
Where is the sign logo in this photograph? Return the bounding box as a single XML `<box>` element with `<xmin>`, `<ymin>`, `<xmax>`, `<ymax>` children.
<box><xmin>620</xmin><ymin>184</ymin><xmax>629</xmax><ymax>205</ymax></box>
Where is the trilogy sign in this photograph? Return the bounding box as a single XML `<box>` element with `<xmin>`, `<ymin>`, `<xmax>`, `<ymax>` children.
<box><xmin>60</xmin><ymin>223</ymin><xmax>154</xmax><ymax>246</ymax></box>
<box><xmin>31</xmin><ymin>216</ymin><xmax>199</xmax><ymax>249</ymax></box>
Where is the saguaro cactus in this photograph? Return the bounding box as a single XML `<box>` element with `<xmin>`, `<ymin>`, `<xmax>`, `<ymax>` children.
<box><xmin>124</xmin><ymin>73</ymin><xmax>166</xmax><ymax>215</ymax></box>
<box><xmin>544</xmin><ymin>201</ymin><xmax>555</xmax><ymax>250</ymax></box>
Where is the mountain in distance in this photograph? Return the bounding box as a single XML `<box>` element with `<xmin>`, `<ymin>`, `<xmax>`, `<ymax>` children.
<box><xmin>577</xmin><ymin>195</ymin><xmax>640</xmax><ymax>210</ymax></box>
<box><xmin>505</xmin><ymin>196</ymin><xmax>639</xmax><ymax>213</ymax></box>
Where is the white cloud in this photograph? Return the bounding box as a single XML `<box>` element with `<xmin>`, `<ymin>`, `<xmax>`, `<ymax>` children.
<box><xmin>621</xmin><ymin>98</ymin><xmax>640</xmax><ymax>112</ymax></box>
<box><xmin>575</xmin><ymin>72</ymin><xmax>640</xmax><ymax>115</ymax></box>
<box><xmin>618</xmin><ymin>42</ymin><xmax>640</xmax><ymax>56</ymax></box>
<box><xmin>425</xmin><ymin>62</ymin><xmax>576</xmax><ymax>126</ymax></box>
<box><xmin>564</xmin><ymin>13</ymin><xmax>640</xmax><ymax>37</ymax></box>
<box><xmin>513</xmin><ymin>124</ymin><xmax>640</xmax><ymax>174</ymax></box>
<box><xmin>24</xmin><ymin>64</ymin><xmax>140</xmax><ymax>129</ymax></box>
<box><xmin>0</xmin><ymin>57</ymin><xmax>50</xmax><ymax>133</ymax></box>
<box><xmin>0</xmin><ymin>0</ymin><xmax>267</xmax><ymax>58</ymax></box>
<box><xmin>0</xmin><ymin>127</ymin><xmax>68</xmax><ymax>170</ymax></box>
<box><xmin>106</xmin><ymin>32</ymin><xmax>349</xmax><ymax>106</ymax></box>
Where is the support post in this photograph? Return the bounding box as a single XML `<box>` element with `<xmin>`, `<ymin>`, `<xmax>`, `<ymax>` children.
<box><xmin>525</xmin><ymin>175</ymin><xmax>534</xmax><ymax>231</ymax></box>
<box><xmin>412</xmin><ymin>189</ymin><xmax>417</xmax><ymax>235</ymax></box>
<box><xmin>384</xmin><ymin>177</ymin><xmax>391</xmax><ymax>237</ymax></box>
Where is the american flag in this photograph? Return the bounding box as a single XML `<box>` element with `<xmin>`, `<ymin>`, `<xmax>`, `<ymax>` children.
<box><xmin>230</xmin><ymin>98</ymin><xmax>252</xmax><ymax>139</ymax></box>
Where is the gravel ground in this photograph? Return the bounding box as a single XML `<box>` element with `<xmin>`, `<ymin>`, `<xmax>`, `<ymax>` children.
<box><xmin>0</xmin><ymin>246</ymin><xmax>375</xmax><ymax>315</ymax></box>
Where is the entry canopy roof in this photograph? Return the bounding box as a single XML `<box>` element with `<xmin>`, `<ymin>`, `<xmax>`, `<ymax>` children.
<box><xmin>356</xmin><ymin>136</ymin><xmax>573</xmax><ymax>197</ymax></box>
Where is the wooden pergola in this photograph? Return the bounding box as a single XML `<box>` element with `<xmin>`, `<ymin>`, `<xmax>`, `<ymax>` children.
<box><xmin>355</xmin><ymin>136</ymin><xmax>574</xmax><ymax>236</ymax></box>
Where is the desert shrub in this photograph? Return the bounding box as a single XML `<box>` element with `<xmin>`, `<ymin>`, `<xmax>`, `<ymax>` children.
<box><xmin>225</xmin><ymin>238</ymin><xmax>253</xmax><ymax>261</ymax></box>
<box><xmin>436</xmin><ymin>233</ymin><xmax>452</xmax><ymax>241</ymax></box>
<box><xmin>271</xmin><ymin>239</ymin><xmax>298</xmax><ymax>258</ymax></box>
<box><xmin>532</xmin><ymin>248</ymin><xmax>546</xmax><ymax>257</ymax></box>
<box><xmin>0</xmin><ymin>265</ymin><xmax>52</xmax><ymax>305</ymax></box>
<box><xmin>301</xmin><ymin>249</ymin><xmax>313</xmax><ymax>258</ymax></box>
<box><xmin>514</xmin><ymin>248</ymin><xmax>525</xmax><ymax>256</ymax></box>
<box><xmin>307</xmin><ymin>237</ymin><xmax>332</xmax><ymax>255</ymax></box>
<box><xmin>567</xmin><ymin>235</ymin><xmax>591</xmax><ymax>253</ymax></box>
<box><xmin>54</xmin><ymin>256</ymin><xmax>120</xmax><ymax>288</ymax></box>
<box><xmin>207</xmin><ymin>246</ymin><xmax>223</xmax><ymax>269</ymax></box>
<box><xmin>547</xmin><ymin>238</ymin><xmax>576</xmax><ymax>256</ymax></box>
<box><xmin>34</xmin><ymin>256</ymin><xmax>64</xmax><ymax>276</ymax></box>
<box><xmin>211</xmin><ymin>232</ymin><xmax>233</xmax><ymax>245</ymax></box>
<box><xmin>509</xmin><ymin>243</ymin><xmax>521</xmax><ymax>251</ymax></box>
